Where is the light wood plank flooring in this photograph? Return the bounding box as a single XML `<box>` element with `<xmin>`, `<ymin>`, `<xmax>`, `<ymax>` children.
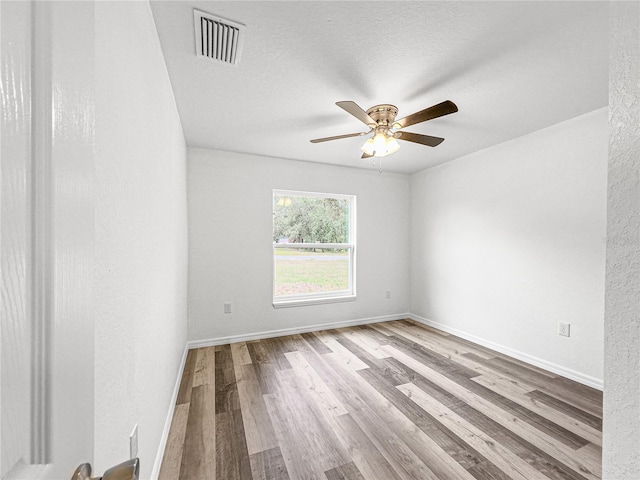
<box><xmin>159</xmin><ymin>319</ymin><xmax>602</xmax><ymax>480</ymax></box>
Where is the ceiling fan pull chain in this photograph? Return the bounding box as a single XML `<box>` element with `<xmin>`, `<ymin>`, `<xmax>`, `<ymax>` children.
<box><xmin>379</xmin><ymin>156</ymin><xmax>383</xmax><ymax>174</ymax></box>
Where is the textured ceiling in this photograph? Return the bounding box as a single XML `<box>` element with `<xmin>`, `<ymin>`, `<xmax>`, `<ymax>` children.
<box><xmin>150</xmin><ymin>1</ymin><xmax>609</xmax><ymax>174</ymax></box>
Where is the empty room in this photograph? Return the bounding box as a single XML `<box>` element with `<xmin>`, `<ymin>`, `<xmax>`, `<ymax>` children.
<box><xmin>1</xmin><ymin>1</ymin><xmax>638</xmax><ymax>480</ymax></box>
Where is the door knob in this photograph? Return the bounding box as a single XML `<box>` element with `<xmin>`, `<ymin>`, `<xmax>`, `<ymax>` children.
<box><xmin>71</xmin><ymin>458</ymin><xmax>139</xmax><ymax>480</ymax></box>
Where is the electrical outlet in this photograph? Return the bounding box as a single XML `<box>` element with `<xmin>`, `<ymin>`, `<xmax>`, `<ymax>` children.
<box><xmin>224</xmin><ymin>302</ymin><xmax>232</xmax><ymax>314</ymax></box>
<box><xmin>130</xmin><ymin>424</ymin><xmax>138</xmax><ymax>459</ymax></box>
<box><xmin>558</xmin><ymin>322</ymin><xmax>571</xmax><ymax>337</ymax></box>
<box><xmin>385</xmin><ymin>290</ymin><xmax>391</xmax><ymax>299</ymax></box>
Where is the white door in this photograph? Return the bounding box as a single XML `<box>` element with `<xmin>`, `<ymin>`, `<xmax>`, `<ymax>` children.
<box><xmin>1</xmin><ymin>2</ymin><xmax>95</xmax><ymax>479</ymax></box>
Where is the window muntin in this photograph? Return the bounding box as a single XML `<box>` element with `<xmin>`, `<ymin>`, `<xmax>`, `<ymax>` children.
<box><xmin>273</xmin><ymin>190</ymin><xmax>356</xmax><ymax>307</ymax></box>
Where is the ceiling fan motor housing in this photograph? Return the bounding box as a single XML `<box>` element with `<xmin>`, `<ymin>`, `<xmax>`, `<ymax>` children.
<box><xmin>365</xmin><ymin>104</ymin><xmax>398</xmax><ymax>127</ymax></box>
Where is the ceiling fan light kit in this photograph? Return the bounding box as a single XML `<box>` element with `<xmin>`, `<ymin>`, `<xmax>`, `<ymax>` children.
<box><xmin>310</xmin><ymin>99</ymin><xmax>458</xmax><ymax>164</ymax></box>
<box><xmin>360</xmin><ymin>128</ymin><xmax>400</xmax><ymax>157</ymax></box>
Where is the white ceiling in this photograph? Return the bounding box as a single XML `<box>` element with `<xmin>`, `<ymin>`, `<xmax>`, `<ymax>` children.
<box><xmin>150</xmin><ymin>1</ymin><xmax>609</xmax><ymax>175</ymax></box>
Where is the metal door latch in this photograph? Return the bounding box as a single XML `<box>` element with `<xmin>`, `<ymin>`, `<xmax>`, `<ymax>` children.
<box><xmin>71</xmin><ymin>458</ymin><xmax>139</xmax><ymax>480</ymax></box>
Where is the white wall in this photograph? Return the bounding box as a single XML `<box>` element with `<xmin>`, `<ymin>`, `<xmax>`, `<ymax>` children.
<box><xmin>94</xmin><ymin>2</ymin><xmax>188</xmax><ymax>479</ymax></box>
<box><xmin>603</xmin><ymin>2</ymin><xmax>640</xmax><ymax>477</ymax></box>
<box><xmin>188</xmin><ymin>149</ymin><xmax>410</xmax><ymax>341</ymax></box>
<box><xmin>410</xmin><ymin>108</ymin><xmax>607</xmax><ymax>386</ymax></box>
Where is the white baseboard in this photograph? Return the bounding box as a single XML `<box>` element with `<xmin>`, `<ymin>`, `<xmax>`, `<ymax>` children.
<box><xmin>187</xmin><ymin>313</ymin><xmax>411</xmax><ymax>349</ymax></box>
<box><xmin>408</xmin><ymin>313</ymin><xmax>603</xmax><ymax>391</ymax></box>
<box><xmin>150</xmin><ymin>344</ymin><xmax>189</xmax><ymax>480</ymax></box>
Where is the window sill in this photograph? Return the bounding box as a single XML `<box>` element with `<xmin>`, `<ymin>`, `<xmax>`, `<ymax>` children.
<box><xmin>273</xmin><ymin>294</ymin><xmax>356</xmax><ymax>308</ymax></box>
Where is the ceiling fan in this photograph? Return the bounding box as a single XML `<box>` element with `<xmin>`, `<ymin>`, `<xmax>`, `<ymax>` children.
<box><xmin>310</xmin><ymin>100</ymin><xmax>458</xmax><ymax>158</ymax></box>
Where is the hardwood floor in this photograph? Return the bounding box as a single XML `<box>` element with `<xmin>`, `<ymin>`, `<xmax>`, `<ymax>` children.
<box><xmin>158</xmin><ymin>320</ymin><xmax>602</xmax><ymax>480</ymax></box>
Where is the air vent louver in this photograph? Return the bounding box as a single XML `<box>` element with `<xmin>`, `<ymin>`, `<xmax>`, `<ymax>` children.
<box><xmin>194</xmin><ymin>10</ymin><xmax>245</xmax><ymax>65</ymax></box>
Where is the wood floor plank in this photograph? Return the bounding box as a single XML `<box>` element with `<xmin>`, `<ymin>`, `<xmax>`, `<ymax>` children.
<box><xmin>336</xmin><ymin>337</ymin><xmax>415</xmax><ymax>387</ymax></box>
<box><xmin>249</xmin><ymin>446</ymin><xmax>290</xmax><ymax>480</ymax></box>
<box><xmin>215</xmin><ymin>349</ymin><xmax>240</xmax><ymax>414</ymax></box>
<box><xmin>301</xmin><ymin>349</ymin><xmax>442</xmax><ymax>480</ymax></box>
<box><xmin>387</xmin><ymin>332</ymin><xmax>591</xmax><ymax>450</ymax></box>
<box><xmin>215</xmin><ymin>408</ymin><xmax>252</xmax><ymax>480</ymax></box>
<box><xmin>396</xmin><ymin>356</ymin><xmax>596</xmax><ymax>480</ymax></box>
<box><xmin>214</xmin><ymin>347</ymin><xmax>252</xmax><ymax>480</ymax></box>
<box><xmin>383</xmin><ymin>343</ymin><xmax>600</xmax><ymax>480</ymax></box>
<box><xmin>387</xmin><ymin>330</ymin><xmax>481</xmax><ymax>378</ymax></box>
<box><xmin>330</xmin><ymin>413</ymin><xmax>404</xmax><ymax>480</ymax></box>
<box><xmin>159</xmin><ymin>321</ymin><xmax>602</xmax><ymax>480</ymax></box>
<box><xmin>398</xmin><ymin>381</ymin><xmax>552</xmax><ymax>480</ymax></box>
<box><xmin>526</xmin><ymin>389</ymin><xmax>603</xmax><ymax>431</ymax></box>
<box><xmin>467</xmin><ymin>460</ymin><xmax>518</xmax><ymax>480</ymax></box>
<box><xmin>193</xmin><ymin>346</ymin><xmax>215</xmax><ymax>387</ymax></box>
<box><xmin>263</xmin><ymin>337</ymin><xmax>293</xmax><ymax>370</ymax></box>
<box><xmin>389</xmin><ymin>328</ymin><xmax>539</xmax><ymax>389</ymax></box>
<box><xmin>337</xmin><ymin>328</ymin><xmax>391</xmax><ymax>359</ymax></box>
<box><xmin>355</xmin><ymin>324</ymin><xmax>395</xmax><ymax>345</ymax></box>
<box><xmin>485</xmin><ymin>354</ymin><xmax>558</xmax><ymax>381</ymax></box>
<box><xmin>357</xmin><ymin>362</ymin><xmax>485</xmax><ymax>471</ymax></box>
<box><xmin>179</xmin><ymin>385</ymin><xmax>215</xmax><ymax>480</ymax></box>
<box><xmin>313</xmin><ymin>330</ymin><xmax>369</xmax><ymax>371</ymax></box>
<box><xmin>300</xmin><ymin>331</ymin><xmax>334</xmax><ymax>354</ymax></box>
<box><xmin>247</xmin><ymin>340</ymin><xmax>276</xmax><ymax>364</ymax></box>
<box><xmin>319</xmin><ymin>349</ymin><xmax>477</xmax><ymax>480</ymax></box>
<box><xmin>289</xmin><ymin>338</ymin><xmax>403</xmax><ymax>480</ymax></box>
<box><xmin>542</xmin><ymin>377</ymin><xmax>603</xmax><ymax>418</ymax></box>
<box><xmin>158</xmin><ymin>404</ymin><xmax>190</xmax><ymax>480</ymax></box>
<box><xmin>176</xmin><ymin>349</ymin><xmax>197</xmax><ymax>405</ymax></box>
<box><xmin>250</xmin><ymin>355</ymin><xmax>281</xmax><ymax>396</ymax></box>
<box><xmin>285</xmin><ymin>350</ymin><xmax>349</xmax><ymax>417</ymax></box>
<box><xmin>324</xmin><ymin>461</ymin><xmax>366</xmax><ymax>480</ymax></box>
<box><xmin>235</xmin><ymin>363</ymin><xmax>278</xmax><ymax>455</ymax></box>
<box><xmin>368</xmin><ymin>323</ymin><xmax>397</xmax><ymax>336</ymax></box>
<box><xmin>457</xmin><ymin>372</ymin><xmax>591</xmax><ymax>450</ymax></box>
<box><xmin>263</xmin><ymin>369</ymin><xmax>351</xmax><ymax>479</ymax></box>
<box><xmin>473</xmin><ymin>374</ymin><xmax>602</xmax><ymax>446</ymax></box>
<box><xmin>215</xmin><ymin>343</ymin><xmax>233</xmax><ymax>365</ymax></box>
<box><xmin>388</xmin><ymin>321</ymin><xmax>494</xmax><ymax>360</ymax></box>
<box><xmin>230</xmin><ymin>342</ymin><xmax>253</xmax><ymax>365</ymax></box>
<box><xmin>472</xmin><ymin>372</ymin><xmax>536</xmax><ymax>396</ymax></box>
<box><xmin>551</xmin><ymin>376</ymin><xmax>603</xmax><ymax>405</ymax></box>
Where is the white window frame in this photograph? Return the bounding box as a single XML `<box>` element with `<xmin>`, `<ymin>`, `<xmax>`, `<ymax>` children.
<box><xmin>272</xmin><ymin>189</ymin><xmax>356</xmax><ymax>308</ymax></box>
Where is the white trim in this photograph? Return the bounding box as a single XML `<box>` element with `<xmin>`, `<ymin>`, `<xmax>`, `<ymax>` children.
<box><xmin>273</xmin><ymin>189</ymin><xmax>354</xmax><ymax>201</ymax></box>
<box><xmin>273</xmin><ymin>294</ymin><xmax>356</xmax><ymax>308</ymax></box>
<box><xmin>408</xmin><ymin>313</ymin><xmax>604</xmax><ymax>391</ymax></box>
<box><xmin>187</xmin><ymin>313</ymin><xmax>410</xmax><ymax>349</ymax></box>
<box><xmin>150</xmin><ymin>345</ymin><xmax>190</xmax><ymax>480</ymax></box>
<box><xmin>4</xmin><ymin>460</ymin><xmax>51</xmax><ymax>480</ymax></box>
<box><xmin>274</xmin><ymin>243</ymin><xmax>353</xmax><ymax>249</ymax></box>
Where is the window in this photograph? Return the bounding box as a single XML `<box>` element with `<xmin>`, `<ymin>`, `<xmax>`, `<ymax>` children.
<box><xmin>273</xmin><ymin>190</ymin><xmax>356</xmax><ymax>307</ymax></box>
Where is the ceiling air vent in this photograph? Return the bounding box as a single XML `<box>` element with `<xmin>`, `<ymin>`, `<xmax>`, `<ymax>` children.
<box><xmin>194</xmin><ymin>10</ymin><xmax>245</xmax><ymax>65</ymax></box>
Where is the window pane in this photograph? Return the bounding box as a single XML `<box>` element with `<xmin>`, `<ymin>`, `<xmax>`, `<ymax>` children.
<box><xmin>273</xmin><ymin>195</ymin><xmax>349</xmax><ymax>244</ymax></box>
<box><xmin>274</xmin><ymin>248</ymin><xmax>350</xmax><ymax>296</ymax></box>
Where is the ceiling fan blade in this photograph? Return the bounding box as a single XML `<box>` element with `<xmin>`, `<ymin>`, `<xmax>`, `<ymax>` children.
<box><xmin>361</xmin><ymin>152</ymin><xmax>373</xmax><ymax>159</ymax></box>
<box><xmin>336</xmin><ymin>101</ymin><xmax>377</xmax><ymax>127</ymax></box>
<box><xmin>310</xmin><ymin>131</ymin><xmax>368</xmax><ymax>143</ymax></box>
<box><xmin>394</xmin><ymin>100</ymin><xmax>458</xmax><ymax>129</ymax></box>
<box><xmin>397</xmin><ymin>131</ymin><xmax>445</xmax><ymax>147</ymax></box>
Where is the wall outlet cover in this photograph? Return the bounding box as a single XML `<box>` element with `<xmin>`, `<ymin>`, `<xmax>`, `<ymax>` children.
<box><xmin>224</xmin><ymin>302</ymin><xmax>232</xmax><ymax>314</ymax></box>
<box><xmin>558</xmin><ymin>322</ymin><xmax>571</xmax><ymax>337</ymax></box>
